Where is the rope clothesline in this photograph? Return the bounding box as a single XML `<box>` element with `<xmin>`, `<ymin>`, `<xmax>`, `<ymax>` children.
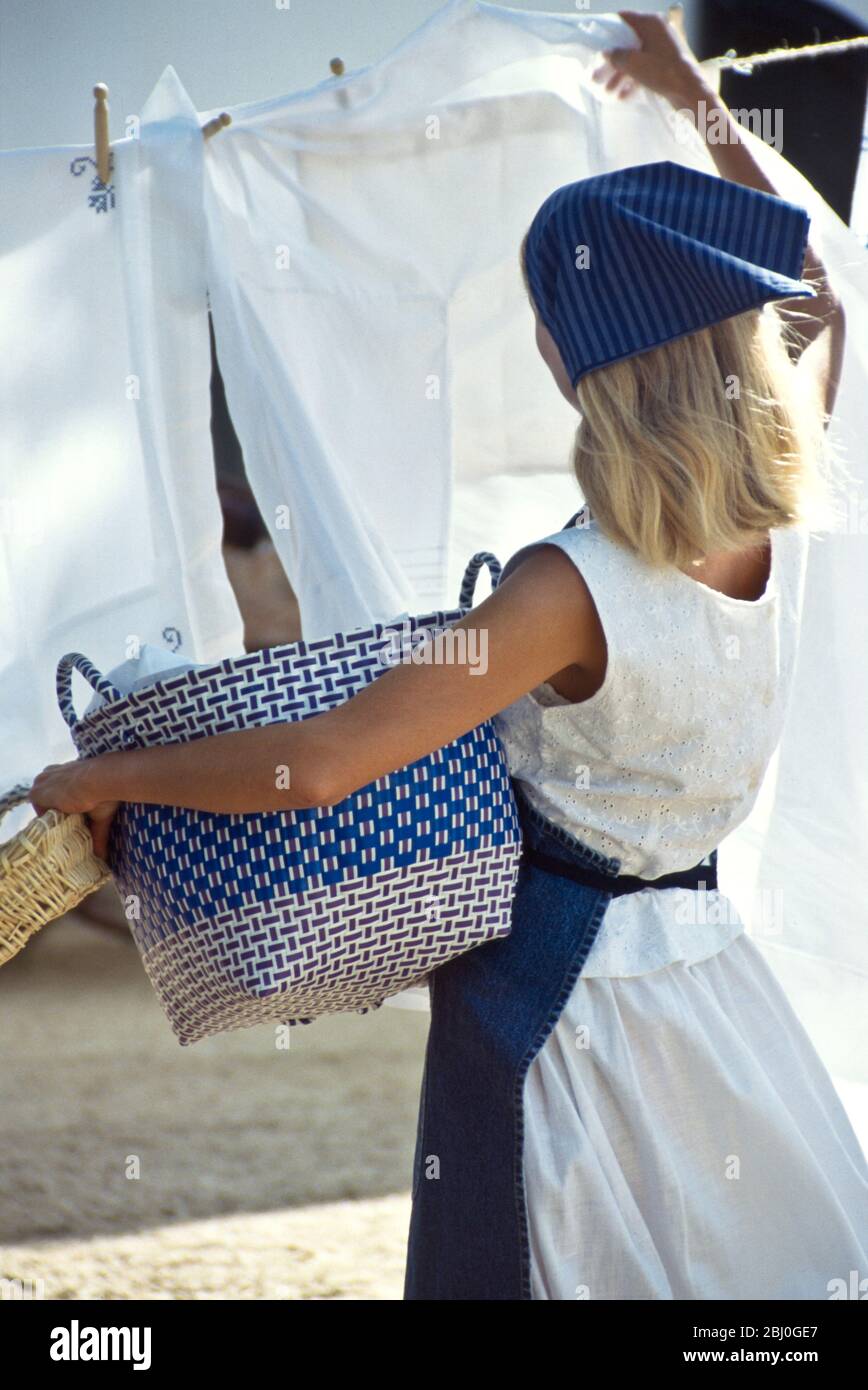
<box><xmin>708</xmin><ymin>34</ymin><xmax>868</xmax><ymax>77</ymax></box>
<box><xmin>89</xmin><ymin>32</ymin><xmax>868</xmax><ymax>186</ymax></box>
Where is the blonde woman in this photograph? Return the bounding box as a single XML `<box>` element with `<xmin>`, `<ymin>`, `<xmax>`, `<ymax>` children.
<box><xmin>31</xmin><ymin>13</ymin><xmax>867</xmax><ymax>1298</ymax></box>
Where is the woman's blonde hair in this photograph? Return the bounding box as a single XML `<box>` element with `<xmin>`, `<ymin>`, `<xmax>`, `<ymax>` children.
<box><xmin>520</xmin><ymin>233</ymin><xmax>834</xmax><ymax>568</ymax></box>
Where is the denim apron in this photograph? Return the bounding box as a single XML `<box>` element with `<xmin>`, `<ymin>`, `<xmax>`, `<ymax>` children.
<box><xmin>403</xmin><ymin>778</ymin><xmax>717</xmax><ymax>1301</ymax></box>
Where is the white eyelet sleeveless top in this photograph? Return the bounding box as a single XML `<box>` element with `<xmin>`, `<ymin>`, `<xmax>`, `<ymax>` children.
<box><xmin>492</xmin><ymin>512</ymin><xmax>809</xmax><ymax>977</ymax></box>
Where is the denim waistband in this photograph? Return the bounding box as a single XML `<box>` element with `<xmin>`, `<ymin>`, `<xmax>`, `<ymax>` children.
<box><xmin>520</xmin><ymin>842</ymin><xmax>718</xmax><ymax>896</ymax></box>
<box><xmin>512</xmin><ymin>778</ymin><xmax>718</xmax><ymax>897</ymax></box>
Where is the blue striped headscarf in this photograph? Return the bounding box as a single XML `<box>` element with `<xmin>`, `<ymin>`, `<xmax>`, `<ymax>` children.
<box><xmin>522</xmin><ymin>160</ymin><xmax>816</xmax><ymax>388</ymax></box>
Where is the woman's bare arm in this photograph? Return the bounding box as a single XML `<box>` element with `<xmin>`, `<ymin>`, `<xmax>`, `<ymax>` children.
<box><xmin>30</xmin><ymin>546</ymin><xmax>605</xmax><ymax>820</ymax></box>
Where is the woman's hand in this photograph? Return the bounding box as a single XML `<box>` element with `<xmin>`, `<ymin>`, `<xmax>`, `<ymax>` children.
<box><xmin>594</xmin><ymin>9</ymin><xmax>709</xmax><ymax>107</ymax></box>
<box><xmin>30</xmin><ymin>760</ymin><xmax>120</xmax><ymax>864</ymax></box>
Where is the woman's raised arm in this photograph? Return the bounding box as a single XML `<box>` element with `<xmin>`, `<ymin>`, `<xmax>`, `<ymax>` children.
<box><xmin>602</xmin><ymin>9</ymin><xmax>846</xmax><ymax>421</ymax></box>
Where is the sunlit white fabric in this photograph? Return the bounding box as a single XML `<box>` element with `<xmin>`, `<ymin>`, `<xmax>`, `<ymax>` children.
<box><xmin>524</xmin><ymin>933</ymin><xmax>868</xmax><ymax>1300</ymax></box>
<box><xmin>0</xmin><ymin>68</ymin><xmax>243</xmax><ymax>832</ymax></box>
<box><xmin>197</xmin><ymin>1</ymin><xmax>641</xmax><ymax>636</ymax></box>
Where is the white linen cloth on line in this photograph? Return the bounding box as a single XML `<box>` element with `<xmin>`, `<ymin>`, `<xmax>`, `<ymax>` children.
<box><xmin>492</xmin><ymin>516</ymin><xmax>868</xmax><ymax>1298</ymax></box>
<box><xmin>0</xmin><ymin>68</ymin><xmax>243</xmax><ymax>831</ymax></box>
<box><xmin>197</xmin><ymin>0</ymin><xmax>639</xmax><ymax>638</ymax></box>
<box><xmin>711</xmin><ymin>127</ymin><xmax>868</xmax><ymax>1092</ymax></box>
<box><xmin>204</xmin><ymin>0</ymin><xmax>868</xmax><ymax>1095</ymax></box>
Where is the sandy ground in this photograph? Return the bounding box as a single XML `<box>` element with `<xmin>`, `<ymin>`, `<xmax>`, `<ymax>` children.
<box><xmin>0</xmin><ymin>903</ymin><xmax>429</xmax><ymax>1300</ymax></box>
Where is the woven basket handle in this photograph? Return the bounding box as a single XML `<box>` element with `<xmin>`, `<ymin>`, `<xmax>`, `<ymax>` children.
<box><xmin>56</xmin><ymin>653</ymin><xmax>124</xmax><ymax>732</ymax></box>
<box><xmin>0</xmin><ymin>783</ymin><xmax>33</xmax><ymax>829</ymax></box>
<box><xmin>458</xmin><ymin>552</ymin><xmax>502</xmax><ymax>609</ymax></box>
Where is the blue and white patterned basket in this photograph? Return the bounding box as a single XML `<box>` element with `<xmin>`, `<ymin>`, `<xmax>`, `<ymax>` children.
<box><xmin>55</xmin><ymin>553</ymin><xmax>522</xmax><ymax>1045</ymax></box>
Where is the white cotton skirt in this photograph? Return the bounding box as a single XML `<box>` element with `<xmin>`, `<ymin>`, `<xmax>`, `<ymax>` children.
<box><xmin>523</xmin><ymin>927</ymin><xmax>868</xmax><ymax>1300</ymax></box>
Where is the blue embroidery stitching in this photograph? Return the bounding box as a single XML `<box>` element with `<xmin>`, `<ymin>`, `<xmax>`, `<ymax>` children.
<box><xmin>69</xmin><ymin>153</ymin><xmax>115</xmax><ymax>212</ymax></box>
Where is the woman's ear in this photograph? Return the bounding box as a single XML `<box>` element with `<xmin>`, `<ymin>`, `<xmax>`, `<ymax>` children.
<box><xmin>534</xmin><ymin>315</ymin><xmax>581</xmax><ymax>412</ymax></box>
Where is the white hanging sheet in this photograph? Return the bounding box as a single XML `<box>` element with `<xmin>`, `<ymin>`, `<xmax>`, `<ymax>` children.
<box><xmin>0</xmin><ymin>68</ymin><xmax>243</xmax><ymax>828</ymax></box>
<box><xmin>196</xmin><ymin>1</ymin><xmax>868</xmax><ymax>1084</ymax></box>
<box><xmin>716</xmin><ymin>129</ymin><xmax>868</xmax><ymax>1087</ymax></box>
<box><xmin>198</xmin><ymin>0</ymin><xmax>637</xmax><ymax>637</ymax></box>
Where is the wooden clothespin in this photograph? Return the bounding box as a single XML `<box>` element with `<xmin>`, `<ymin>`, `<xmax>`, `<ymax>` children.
<box><xmin>202</xmin><ymin>111</ymin><xmax>232</xmax><ymax>140</ymax></box>
<box><xmin>329</xmin><ymin>57</ymin><xmax>349</xmax><ymax>109</ymax></box>
<box><xmin>93</xmin><ymin>84</ymin><xmax>110</xmax><ymax>185</ymax></box>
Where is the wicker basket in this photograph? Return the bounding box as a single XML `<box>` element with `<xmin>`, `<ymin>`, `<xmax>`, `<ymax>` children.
<box><xmin>0</xmin><ymin>783</ymin><xmax>111</xmax><ymax>966</ymax></box>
